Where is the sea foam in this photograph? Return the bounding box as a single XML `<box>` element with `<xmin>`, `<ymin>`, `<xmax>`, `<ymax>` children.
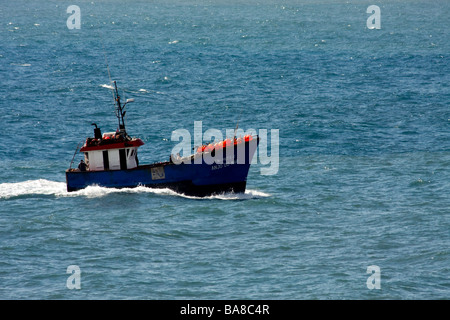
<box><xmin>0</xmin><ymin>179</ymin><xmax>270</xmax><ymax>200</ymax></box>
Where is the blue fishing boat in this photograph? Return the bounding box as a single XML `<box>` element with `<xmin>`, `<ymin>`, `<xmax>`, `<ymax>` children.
<box><xmin>65</xmin><ymin>81</ymin><xmax>259</xmax><ymax>196</ymax></box>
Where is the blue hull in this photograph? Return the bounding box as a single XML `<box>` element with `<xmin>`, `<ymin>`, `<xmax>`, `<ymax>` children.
<box><xmin>66</xmin><ymin>138</ymin><xmax>258</xmax><ymax>196</ymax></box>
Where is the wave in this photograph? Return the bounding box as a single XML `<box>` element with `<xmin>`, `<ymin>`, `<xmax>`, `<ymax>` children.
<box><xmin>11</xmin><ymin>63</ymin><xmax>31</xmax><ymax>67</ymax></box>
<box><xmin>100</xmin><ymin>83</ymin><xmax>115</xmax><ymax>90</ymax></box>
<box><xmin>0</xmin><ymin>179</ymin><xmax>270</xmax><ymax>200</ymax></box>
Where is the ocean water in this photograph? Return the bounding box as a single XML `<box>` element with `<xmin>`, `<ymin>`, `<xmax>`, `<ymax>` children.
<box><xmin>0</xmin><ymin>0</ymin><xmax>449</xmax><ymax>300</ymax></box>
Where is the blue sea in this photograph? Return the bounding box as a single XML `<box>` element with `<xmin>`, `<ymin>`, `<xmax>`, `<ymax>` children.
<box><xmin>0</xmin><ymin>0</ymin><xmax>449</xmax><ymax>300</ymax></box>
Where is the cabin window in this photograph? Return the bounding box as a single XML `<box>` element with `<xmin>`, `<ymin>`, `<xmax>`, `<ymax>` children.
<box><xmin>119</xmin><ymin>149</ymin><xmax>127</xmax><ymax>170</ymax></box>
<box><xmin>103</xmin><ymin>150</ymin><xmax>109</xmax><ymax>171</ymax></box>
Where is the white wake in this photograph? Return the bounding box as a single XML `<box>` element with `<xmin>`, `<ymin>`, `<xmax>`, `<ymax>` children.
<box><xmin>0</xmin><ymin>179</ymin><xmax>270</xmax><ymax>200</ymax></box>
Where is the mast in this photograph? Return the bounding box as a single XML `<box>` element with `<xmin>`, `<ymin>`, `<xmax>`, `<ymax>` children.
<box><xmin>112</xmin><ymin>80</ymin><xmax>135</xmax><ymax>138</ymax></box>
<box><xmin>113</xmin><ymin>80</ymin><xmax>126</xmax><ymax>133</ymax></box>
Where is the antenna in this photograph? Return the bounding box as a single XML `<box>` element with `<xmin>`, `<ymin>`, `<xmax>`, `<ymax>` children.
<box><xmin>103</xmin><ymin>44</ymin><xmax>112</xmax><ymax>85</ymax></box>
<box><xmin>97</xmin><ymin>31</ymin><xmax>134</xmax><ymax>136</ymax></box>
<box><xmin>98</xmin><ymin>29</ymin><xmax>115</xmax><ymax>103</ymax></box>
<box><xmin>233</xmin><ymin>106</ymin><xmax>244</xmax><ymax>140</ymax></box>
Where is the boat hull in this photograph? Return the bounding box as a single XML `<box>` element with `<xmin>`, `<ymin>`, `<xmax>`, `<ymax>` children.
<box><xmin>66</xmin><ymin>138</ymin><xmax>258</xmax><ymax>196</ymax></box>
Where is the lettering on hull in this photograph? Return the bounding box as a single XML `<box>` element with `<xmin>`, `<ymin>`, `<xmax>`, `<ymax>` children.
<box><xmin>151</xmin><ymin>166</ymin><xmax>165</xmax><ymax>180</ymax></box>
